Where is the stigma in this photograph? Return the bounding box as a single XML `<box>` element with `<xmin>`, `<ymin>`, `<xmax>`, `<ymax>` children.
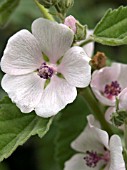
<box><xmin>104</xmin><ymin>81</ymin><xmax>121</xmax><ymax>100</ymax></box>
<box><xmin>84</xmin><ymin>150</ymin><xmax>110</xmax><ymax>168</ymax></box>
<box><xmin>37</xmin><ymin>62</ymin><xmax>54</xmax><ymax>79</ymax></box>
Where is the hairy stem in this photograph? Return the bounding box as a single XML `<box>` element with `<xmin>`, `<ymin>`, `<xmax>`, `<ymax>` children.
<box><xmin>34</xmin><ymin>0</ymin><xmax>54</xmax><ymax>21</ymax></box>
<box><xmin>79</xmin><ymin>37</ymin><xmax>94</xmax><ymax>47</ymax></box>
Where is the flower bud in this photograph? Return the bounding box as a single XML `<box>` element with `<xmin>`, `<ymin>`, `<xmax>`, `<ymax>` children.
<box><xmin>39</xmin><ymin>0</ymin><xmax>60</xmax><ymax>8</ymax></box>
<box><xmin>75</xmin><ymin>22</ymin><xmax>87</xmax><ymax>41</ymax></box>
<box><xmin>64</xmin><ymin>15</ymin><xmax>77</xmax><ymax>33</ymax></box>
<box><xmin>58</xmin><ymin>0</ymin><xmax>74</xmax><ymax>14</ymax></box>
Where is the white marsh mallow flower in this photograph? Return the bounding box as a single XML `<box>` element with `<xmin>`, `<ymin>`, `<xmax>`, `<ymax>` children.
<box><xmin>0</xmin><ymin>18</ymin><xmax>91</xmax><ymax>117</ymax></box>
<box><xmin>64</xmin><ymin>115</ymin><xmax>125</xmax><ymax>170</ymax></box>
<box><xmin>90</xmin><ymin>63</ymin><xmax>127</xmax><ymax>106</ymax></box>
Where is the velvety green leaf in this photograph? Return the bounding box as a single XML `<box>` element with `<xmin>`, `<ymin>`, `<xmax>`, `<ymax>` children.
<box><xmin>93</xmin><ymin>6</ymin><xmax>127</xmax><ymax>46</ymax></box>
<box><xmin>0</xmin><ymin>97</ymin><xmax>52</xmax><ymax>162</ymax></box>
<box><xmin>0</xmin><ymin>0</ymin><xmax>20</xmax><ymax>28</ymax></box>
<box><xmin>54</xmin><ymin>95</ymin><xmax>89</xmax><ymax>170</ymax></box>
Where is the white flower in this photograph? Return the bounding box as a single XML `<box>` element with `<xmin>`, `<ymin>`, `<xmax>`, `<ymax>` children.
<box><xmin>1</xmin><ymin>18</ymin><xmax>91</xmax><ymax>117</ymax></box>
<box><xmin>90</xmin><ymin>62</ymin><xmax>127</xmax><ymax>106</ymax></box>
<box><xmin>64</xmin><ymin>115</ymin><xmax>125</xmax><ymax>170</ymax></box>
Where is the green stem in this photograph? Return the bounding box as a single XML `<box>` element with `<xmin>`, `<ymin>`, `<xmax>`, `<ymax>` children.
<box><xmin>80</xmin><ymin>87</ymin><xmax>120</xmax><ymax>136</ymax></box>
<box><xmin>34</xmin><ymin>0</ymin><xmax>54</xmax><ymax>21</ymax></box>
<box><xmin>79</xmin><ymin>37</ymin><xmax>94</xmax><ymax>47</ymax></box>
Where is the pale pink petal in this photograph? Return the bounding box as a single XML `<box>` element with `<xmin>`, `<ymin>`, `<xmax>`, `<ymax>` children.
<box><xmin>119</xmin><ymin>88</ymin><xmax>127</xmax><ymax>111</ymax></box>
<box><xmin>71</xmin><ymin>115</ymin><xmax>108</xmax><ymax>153</ymax></box>
<box><xmin>83</xmin><ymin>30</ymin><xmax>94</xmax><ymax>58</ymax></box>
<box><xmin>87</xmin><ymin>115</ymin><xmax>109</xmax><ymax>149</ymax></box>
<box><xmin>71</xmin><ymin>125</ymin><xmax>105</xmax><ymax>154</ymax></box>
<box><xmin>1</xmin><ymin>73</ymin><xmax>45</xmax><ymax>113</ymax></box>
<box><xmin>35</xmin><ymin>76</ymin><xmax>77</xmax><ymax>117</ymax></box>
<box><xmin>32</xmin><ymin>18</ymin><xmax>74</xmax><ymax>64</ymax></box>
<box><xmin>58</xmin><ymin>46</ymin><xmax>91</xmax><ymax>88</ymax></box>
<box><xmin>113</xmin><ymin>63</ymin><xmax>127</xmax><ymax>89</ymax></box>
<box><xmin>109</xmin><ymin>135</ymin><xmax>125</xmax><ymax>170</ymax></box>
<box><xmin>1</xmin><ymin>30</ymin><xmax>43</xmax><ymax>75</ymax></box>
<box><xmin>105</xmin><ymin>107</ymin><xmax>115</xmax><ymax>124</ymax></box>
<box><xmin>64</xmin><ymin>154</ymin><xmax>103</xmax><ymax>170</ymax></box>
<box><xmin>90</xmin><ymin>65</ymin><xmax>120</xmax><ymax>106</ymax></box>
<box><xmin>64</xmin><ymin>15</ymin><xmax>77</xmax><ymax>33</ymax></box>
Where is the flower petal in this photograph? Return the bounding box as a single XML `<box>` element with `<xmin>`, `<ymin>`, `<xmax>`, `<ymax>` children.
<box><xmin>64</xmin><ymin>154</ymin><xmax>103</xmax><ymax>170</ymax></box>
<box><xmin>109</xmin><ymin>135</ymin><xmax>125</xmax><ymax>170</ymax></box>
<box><xmin>58</xmin><ymin>46</ymin><xmax>91</xmax><ymax>88</ymax></box>
<box><xmin>119</xmin><ymin>87</ymin><xmax>127</xmax><ymax>110</ymax></box>
<box><xmin>32</xmin><ymin>18</ymin><xmax>74</xmax><ymax>64</ymax></box>
<box><xmin>35</xmin><ymin>76</ymin><xmax>77</xmax><ymax>117</ymax></box>
<box><xmin>1</xmin><ymin>30</ymin><xmax>43</xmax><ymax>75</ymax></box>
<box><xmin>71</xmin><ymin>115</ymin><xmax>108</xmax><ymax>153</ymax></box>
<box><xmin>114</xmin><ymin>63</ymin><xmax>127</xmax><ymax>89</ymax></box>
<box><xmin>87</xmin><ymin>115</ymin><xmax>109</xmax><ymax>149</ymax></box>
<box><xmin>90</xmin><ymin>64</ymin><xmax>121</xmax><ymax>106</ymax></box>
<box><xmin>1</xmin><ymin>73</ymin><xmax>45</xmax><ymax>113</ymax></box>
<box><xmin>83</xmin><ymin>30</ymin><xmax>94</xmax><ymax>58</ymax></box>
<box><xmin>105</xmin><ymin>107</ymin><xmax>115</xmax><ymax>124</ymax></box>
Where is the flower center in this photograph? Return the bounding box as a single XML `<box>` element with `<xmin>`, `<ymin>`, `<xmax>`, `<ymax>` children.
<box><xmin>37</xmin><ymin>62</ymin><xmax>54</xmax><ymax>79</ymax></box>
<box><xmin>84</xmin><ymin>150</ymin><xmax>110</xmax><ymax>168</ymax></box>
<box><xmin>104</xmin><ymin>81</ymin><xmax>121</xmax><ymax>99</ymax></box>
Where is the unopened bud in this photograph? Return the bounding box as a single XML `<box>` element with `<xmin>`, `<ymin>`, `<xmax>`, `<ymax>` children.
<box><xmin>64</xmin><ymin>15</ymin><xmax>77</xmax><ymax>33</ymax></box>
<box><xmin>39</xmin><ymin>0</ymin><xmax>60</xmax><ymax>8</ymax></box>
<box><xmin>64</xmin><ymin>15</ymin><xmax>87</xmax><ymax>41</ymax></box>
<box><xmin>75</xmin><ymin>22</ymin><xmax>87</xmax><ymax>41</ymax></box>
<box><xmin>90</xmin><ymin>52</ymin><xmax>107</xmax><ymax>70</ymax></box>
<box><xmin>58</xmin><ymin>0</ymin><xmax>74</xmax><ymax>14</ymax></box>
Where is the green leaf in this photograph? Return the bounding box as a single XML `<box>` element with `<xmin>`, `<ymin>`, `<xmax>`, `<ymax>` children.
<box><xmin>0</xmin><ymin>0</ymin><xmax>20</xmax><ymax>28</ymax></box>
<box><xmin>93</xmin><ymin>6</ymin><xmax>127</xmax><ymax>46</ymax></box>
<box><xmin>54</xmin><ymin>95</ymin><xmax>89</xmax><ymax>170</ymax></box>
<box><xmin>0</xmin><ymin>97</ymin><xmax>52</xmax><ymax>162</ymax></box>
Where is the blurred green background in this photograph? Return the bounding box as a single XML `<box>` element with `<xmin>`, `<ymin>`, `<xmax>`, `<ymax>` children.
<box><xmin>0</xmin><ymin>0</ymin><xmax>127</xmax><ymax>169</ymax></box>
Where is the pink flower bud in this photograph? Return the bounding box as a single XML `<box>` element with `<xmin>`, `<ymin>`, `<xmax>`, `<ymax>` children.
<box><xmin>64</xmin><ymin>15</ymin><xmax>77</xmax><ymax>33</ymax></box>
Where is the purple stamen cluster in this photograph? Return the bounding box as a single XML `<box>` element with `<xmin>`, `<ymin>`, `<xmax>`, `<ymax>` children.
<box><xmin>37</xmin><ymin>62</ymin><xmax>54</xmax><ymax>79</ymax></box>
<box><xmin>84</xmin><ymin>151</ymin><xmax>101</xmax><ymax>168</ymax></box>
<box><xmin>104</xmin><ymin>81</ymin><xmax>121</xmax><ymax>98</ymax></box>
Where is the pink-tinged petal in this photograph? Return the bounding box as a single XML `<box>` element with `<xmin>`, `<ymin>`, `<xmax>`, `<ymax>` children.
<box><xmin>119</xmin><ymin>87</ymin><xmax>127</xmax><ymax>111</ymax></box>
<box><xmin>35</xmin><ymin>76</ymin><xmax>77</xmax><ymax>117</ymax></box>
<box><xmin>83</xmin><ymin>30</ymin><xmax>94</xmax><ymax>58</ymax></box>
<box><xmin>87</xmin><ymin>115</ymin><xmax>109</xmax><ymax>149</ymax></box>
<box><xmin>90</xmin><ymin>64</ymin><xmax>121</xmax><ymax>106</ymax></box>
<box><xmin>105</xmin><ymin>107</ymin><xmax>115</xmax><ymax>124</ymax></box>
<box><xmin>64</xmin><ymin>154</ymin><xmax>103</xmax><ymax>170</ymax></box>
<box><xmin>1</xmin><ymin>73</ymin><xmax>45</xmax><ymax>113</ymax></box>
<box><xmin>109</xmin><ymin>135</ymin><xmax>125</xmax><ymax>170</ymax></box>
<box><xmin>1</xmin><ymin>30</ymin><xmax>43</xmax><ymax>75</ymax></box>
<box><xmin>71</xmin><ymin>115</ymin><xmax>107</xmax><ymax>153</ymax></box>
<box><xmin>64</xmin><ymin>15</ymin><xmax>77</xmax><ymax>33</ymax></box>
<box><xmin>58</xmin><ymin>46</ymin><xmax>91</xmax><ymax>88</ymax></box>
<box><xmin>113</xmin><ymin>63</ymin><xmax>127</xmax><ymax>89</ymax></box>
<box><xmin>32</xmin><ymin>18</ymin><xmax>74</xmax><ymax>64</ymax></box>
